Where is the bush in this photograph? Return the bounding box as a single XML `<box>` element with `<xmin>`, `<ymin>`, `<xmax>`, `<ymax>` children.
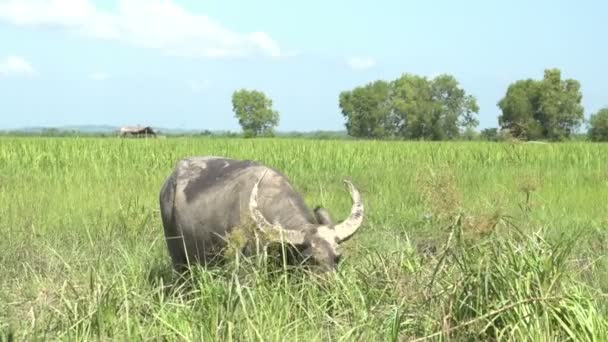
<box><xmin>588</xmin><ymin>108</ymin><xmax>608</xmax><ymax>142</ymax></box>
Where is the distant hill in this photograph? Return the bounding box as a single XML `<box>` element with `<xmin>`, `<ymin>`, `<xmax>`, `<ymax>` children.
<box><xmin>3</xmin><ymin>125</ymin><xmax>213</xmax><ymax>135</ymax></box>
<box><xmin>61</xmin><ymin>125</ymin><xmax>119</xmax><ymax>133</ymax></box>
<box><xmin>1</xmin><ymin>125</ymin><xmax>348</xmax><ymax>138</ymax></box>
<box><xmin>7</xmin><ymin>125</ymin><xmax>119</xmax><ymax>134</ymax></box>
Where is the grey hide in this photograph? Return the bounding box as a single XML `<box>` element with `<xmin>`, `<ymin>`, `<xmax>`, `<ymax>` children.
<box><xmin>159</xmin><ymin>156</ymin><xmax>364</xmax><ymax>272</ymax></box>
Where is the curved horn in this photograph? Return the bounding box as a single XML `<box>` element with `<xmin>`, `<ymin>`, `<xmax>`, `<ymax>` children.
<box><xmin>333</xmin><ymin>180</ymin><xmax>364</xmax><ymax>242</ymax></box>
<box><xmin>249</xmin><ymin>170</ymin><xmax>305</xmax><ymax>245</ymax></box>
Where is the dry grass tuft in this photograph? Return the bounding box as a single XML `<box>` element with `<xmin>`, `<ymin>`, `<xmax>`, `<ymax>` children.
<box><xmin>416</xmin><ymin>165</ymin><xmax>462</xmax><ymax>221</ymax></box>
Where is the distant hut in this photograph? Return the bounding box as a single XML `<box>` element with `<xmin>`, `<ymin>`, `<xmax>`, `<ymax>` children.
<box><xmin>119</xmin><ymin>126</ymin><xmax>157</xmax><ymax>138</ymax></box>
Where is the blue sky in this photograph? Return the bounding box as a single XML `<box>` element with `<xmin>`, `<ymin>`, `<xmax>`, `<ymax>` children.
<box><xmin>0</xmin><ymin>0</ymin><xmax>606</xmax><ymax>132</ymax></box>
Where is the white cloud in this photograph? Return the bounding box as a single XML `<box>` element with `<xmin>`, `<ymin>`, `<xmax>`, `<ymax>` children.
<box><xmin>188</xmin><ymin>80</ymin><xmax>211</xmax><ymax>93</ymax></box>
<box><xmin>0</xmin><ymin>0</ymin><xmax>284</xmax><ymax>59</ymax></box>
<box><xmin>347</xmin><ymin>56</ymin><xmax>376</xmax><ymax>71</ymax></box>
<box><xmin>0</xmin><ymin>55</ymin><xmax>36</xmax><ymax>75</ymax></box>
<box><xmin>90</xmin><ymin>71</ymin><xmax>109</xmax><ymax>81</ymax></box>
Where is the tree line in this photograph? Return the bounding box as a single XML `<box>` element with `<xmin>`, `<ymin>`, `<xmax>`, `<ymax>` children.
<box><xmin>232</xmin><ymin>68</ymin><xmax>608</xmax><ymax>141</ymax></box>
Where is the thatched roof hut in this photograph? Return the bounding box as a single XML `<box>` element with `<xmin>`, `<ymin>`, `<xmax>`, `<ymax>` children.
<box><xmin>119</xmin><ymin>126</ymin><xmax>157</xmax><ymax>138</ymax></box>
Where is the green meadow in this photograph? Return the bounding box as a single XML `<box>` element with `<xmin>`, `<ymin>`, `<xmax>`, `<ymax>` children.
<box><xmin>1</xmin><ymin>137</ymin><xmax>607</xmax><ymax>340</ymax></box>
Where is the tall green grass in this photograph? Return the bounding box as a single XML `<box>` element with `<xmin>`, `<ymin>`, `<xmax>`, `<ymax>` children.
<box><xmin>1</xmin><ymin>137</ymin><xmax>607</xmax><ymax>340</ymax></box>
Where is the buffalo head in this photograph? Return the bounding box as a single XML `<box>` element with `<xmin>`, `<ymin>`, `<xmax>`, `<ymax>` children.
<box><xmin>248</xmin><ymin>170</ymin><xmax>364</xmax><ymax>272</ymax></box>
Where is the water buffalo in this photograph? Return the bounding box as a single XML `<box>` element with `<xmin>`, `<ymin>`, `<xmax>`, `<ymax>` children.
<box><xmin>159</xmin><ymin>156</ymin><xmax>364</xmax><ymax>272</ymax></box>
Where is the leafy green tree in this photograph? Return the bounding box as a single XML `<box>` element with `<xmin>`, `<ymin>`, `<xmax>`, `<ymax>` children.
<box><xmin>461</xmin><ymin>126</ymin><xmax>479</xmax><ymax>140</ymax></box>
<box><xmin>232</xmin><ymin>89</ymin><xmax>279</xmax><ymax>137</ymax></box>
<box><xmin>497</xmin><ymin>79</ymin><xmax>543</xmax><ymax>139</ymax></box>
<box><xmin>339</xmin><ymin>80</ymin><xmax>394</xmax><ymax>138</ymax></box>
<box><xmin>390</xmin><ymin>74</ymin><xmax>434</xmax><ymax>138</ymax></box>
<box><xmin>537</xmin><ymin>69</ymin><xmax>585</xmax><ymax>140</ymax></box>
<box><xmin>429</xmin><ymin>74</ymin><xmax>479</xmax><ymax>139</ymax></box>
<box><xmin>588</xmin><ymin>107</ymin><xmax>608</xmax><ymax>142</ymax></box>
<box><xmin>497</xmin><ymin>69</ymin><xmax>584</xmax><ymax>141</ymax></box>
<box><xmin>479</xmin><ymin>127</ymin><xmax>499</xmax><ymax>141</ymax></box>
<box><xmin>339</xmin><ymin>73</ymin><xmax>479</xmax><ymax>140</ymax></box>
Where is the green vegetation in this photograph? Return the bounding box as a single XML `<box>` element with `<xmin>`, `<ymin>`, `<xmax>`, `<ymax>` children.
<box><xmin>2</xmin><ymin>68</ymin><xmax>604</xmax><ymax>143</ymax></box>
<box><xmin>1</xmin><ymin>137</ymin><xmax>607</xmax><ymax>340</ymax></box>
<box><xmin>588</xmin><ymin>107</ymin><xmax>608</xmax><ymax>142</ymax></box>
<box><xmin>498</xmin><ymin>69</ymin><xmax>585</xmax><ymax>141</ymax></box>
<box><xmin>232</xmin><ymin>89</ymin><xmax>280</xmax><ymax>138</ymax></box>
<box><xmin>334</xmin><ymin>67</ymin><xmax>596</xmax><ymax>142</ymax></box>
<box><xmin>339</xmin><ymin>73</ymin><xmax>479</xmax><ymax>140</ymax></box>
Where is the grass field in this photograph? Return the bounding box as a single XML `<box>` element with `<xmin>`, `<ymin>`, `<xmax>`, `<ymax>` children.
<box><xmin>1</xmin><ymin>136</ymin><xmax>607</xmax><ymax>340</ymax></box>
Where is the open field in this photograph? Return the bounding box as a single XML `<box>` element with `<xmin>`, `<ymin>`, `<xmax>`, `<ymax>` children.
<box><xmin>1</xmin><ymin>137</ymin><xmax>607</xmax><ymax>340</ymax></box>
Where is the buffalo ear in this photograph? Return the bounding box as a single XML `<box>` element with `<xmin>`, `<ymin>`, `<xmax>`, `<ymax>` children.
<box><xmin>313</xmin><ymin>206</ymin><xmax>334</xmax><ymax>226</ymax></box>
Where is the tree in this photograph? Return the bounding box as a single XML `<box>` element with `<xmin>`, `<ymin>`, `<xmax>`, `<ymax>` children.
<box><xmin>497</xmin><ymin>69</ymin><xmax>584</xmax><ymax>141</ymax></box>
<box><xmin>537</xmin><ymin>69</ymin><xmax>585</xmax><ymax>140</ymax></box>
<box><xmin>479</xmin><ymin>127</ymin><xmax>499</xmax><ymax>141</ymax></box>
<box><xmin>461</xmin><ymin>126</ymin><xmax>479</xmax><ymax>141</ymax></box>
<box><xmin>339</xmin><ymin>73</ymin><xmax>479</xmax><ymax>140</ymax></box>
<box><xmin>339</xmin><ymin>80</ymin><xmax>394</xmax><ymax>138</ymax></box>
<box><xmin>588</xmin><ymin>107</ymin><xmax>608</xmax><ymax>142</ymax></box>
<box><xmin>497</xmin><ymin>79</ymin><xmax>543</xmax><ymax>140</ymax></box>
<box><xmin>428</xmin><ymin>74</ymin><xmax>479</xmax><ymax>139</ymax></box>
<box><xmin>389</xmin><ymin>74</ymin><xmax>435</xmax><ymax>138</ymax></box>
<box><xmin>232</xmin><ymin>89</ymin><xmax>279</xmax><ymax>137</ymax></box>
